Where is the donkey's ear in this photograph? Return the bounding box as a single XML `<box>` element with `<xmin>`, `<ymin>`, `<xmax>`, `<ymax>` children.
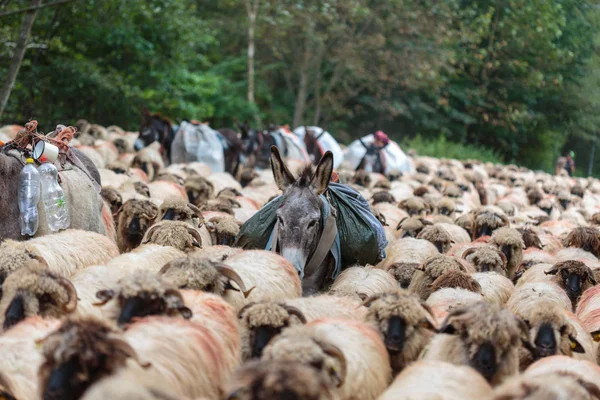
<box><xmin>270</xmin><ymin>146</ymin><xmax>295</xmax><ymax>191</ymax></box>
<box><xmin>311</xmin><ymin>151</ymin><xmax>334</xmax><ymax>195</ymax></box>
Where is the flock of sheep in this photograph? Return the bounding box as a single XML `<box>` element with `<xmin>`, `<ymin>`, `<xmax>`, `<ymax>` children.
<box><xmin>1</xmin><ymin>121</ymin><xmax>600</xmax><ymax>400</ymax></box>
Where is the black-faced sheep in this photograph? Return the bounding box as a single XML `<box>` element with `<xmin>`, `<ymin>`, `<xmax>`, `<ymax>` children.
<box><xmin>395</xmin><ymin>217</ymin><xmax>432</xmax><ymax>239</ymax></box>
<box><xmin>490</xmin><ymin>227</ymin><xmax>525</xmax><ymax>278</ymax></box>
<box><xmin>417</xmin><ymin>223</ymin><xmax>470</xmax><ymax>254</ymax></box>
<box><xmin>428</xmin><ymin>269</ymin><xmax>483</xmax><ymax>294</ymax></box>
<box><xmin>463</xmin><ymin>246</ymin><xmax>508</xmax><ymax>275</ymax></box>
<box><xmin>100</xmin><ymin>187</ymin><xmax>123</xmax><ymax>216</ymax></box>
<box><xmin>472</xmin><ymin>206</ymin><xmax>510</xmax><ymax>239</ymax></box>
<box><xmin>141</xmin><ymin>221</ymin><xmax>203</xmax><ymax>253</ymax></box>
<box><xmin>563</xmin><ymin>226</ymin><xmax>600</xmax><ymax>258</ymax></box>
<box><xmin>408</xmin><ymin>255</ymin><xmax>470</xmax><ymax>300</ymax></box>
<box><xmin>0</xmin><ymin>262</ymin><xmax>77</xmax><ymax>331</ymax></box>
<box><xmin>184</xmin><ymin>175</ymin><xmax>215</xmax><ymax>206</ymax></box>
<box><xmin>116</xmin><ymin>199</ymin><xmax>159</xmax><ymax>252</ymax></box>
<box><xmin>371</xmin><ymin>191</ymin><xmax>396</xmax><ymax>205</ymax></box>
<box><xmin>363</xmin><ymin>290</ymin><xmax>438</xmax><ymax>375</ymax></box>
<box><xmin>398</xmin><ymin>197</ymin><xmax>428</xmax><ymax>217</ymax></box>
<box><xmin>544</xmin><ymin>260</ymin><xmax>596</xmax><ymax>308</ymax></box>
<box><xmin>423</xmin><ymin>301</ymin><xmax>529</xmax><ymax>385</ymax></box>
<box><xmin>157</xmin><ymin>197</ymin><xmax>203</xmax><ymax>227</ymax></box>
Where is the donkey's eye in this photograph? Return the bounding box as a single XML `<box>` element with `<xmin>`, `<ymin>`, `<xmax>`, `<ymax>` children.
<box><xmin>308</xmin><ymin>220</ymin><xmax>318</xmax><ymax>229</ymax></box>
<box><xmin>277</xmin><ymin>216</ymin><xmax>284</xmax><ymax>227</ymax></box>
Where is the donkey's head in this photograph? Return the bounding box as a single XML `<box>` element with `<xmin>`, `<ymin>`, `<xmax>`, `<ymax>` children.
<box><xmin>270</xmin><ymin>146</ymin><xmax>334</xmax><ymax>281</ymax></box>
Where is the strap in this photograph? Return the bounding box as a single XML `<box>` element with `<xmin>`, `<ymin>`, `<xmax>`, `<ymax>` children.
<box><xmin>315</xmin><ymin>131</ymin><xmax>326</xmax><ymax>141</ymax></box>
<box><xmin>305</xmin><ymin>210</ymin><xmax>337</xmax><ymax>273</ymax></box>
<box><xmin>270</xmin><ymin>220</ymin><xmax>279</xmax><ymax>253</ymax></box>
<box><xmin>65</xmin><ymin>149</ymin><xmax>101</xmax><ymax>193</ymax></box>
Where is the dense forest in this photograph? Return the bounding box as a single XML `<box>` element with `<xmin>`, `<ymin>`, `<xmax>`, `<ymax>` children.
<box><xmin>1</xmin><ymin>0</ymin><xmax>600</xmax><ymax>173</ymax></box>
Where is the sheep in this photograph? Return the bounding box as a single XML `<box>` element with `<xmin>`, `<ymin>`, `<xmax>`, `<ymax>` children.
<box><xmin>100</xmin><ymin>187</ymin><xmax>123</xmax><ymax>216</ymax></box>
<box><xmin>237</xmin><ymin>295</ymin><xmax>367</xmax><ymax>360</ymax></box>
<box><xmin>428</xmin><ymin>269</ymin><xmax>483</xmax><ymax>294</ymax></box>
<box><xmin>576</xmin><ymin>285</ymin><xmax>600</xmax><ymax>341</ymax></box>
<box><xmin>147</xmin><ymin>180</ymin><xmax>188</xmax><ymax>203</ymax></box>
<box><xmin>224</xmin><ymin>360</ymin><xmax>336</xmax><ymax>400</ymax></box>
<box><xmin>492</xmin><ymin>371</ymin><xmax>600</xmax><ymax>400</ymax></box>
<box><xmin>563</xmin><ymin>226</ymin><xmax>600</xmax><ymax>257</ymax></box>
<box><xmin>473</xmin><ymin>272</ymin><xmax>514</xmax><ymax>305</ymax></box>
<box><xmin>0</xmin><ymin>262</ymin><xmax>77</xmax><ymax>330</ymax></box>
<box><xmin>398</xmin><ymin>196</ymin><xmax>428</xmax><ymax>217</ymax></box>
<box><xmin>0</xmin><ymin>229</ymin><xmax>119</xmax><ymax>281</ymax></box>
<box><xmin>0</xmin><ymin>317</ymin><xmax>61</xmax><ymax>399</ymax></box>
<box><xmin>157</xmin><ymin>197</ymin><xmax>202</xmax><ymax>227</ymax></box>
<box><xmin>219</xmin><ymin>250</ymin><xmax>302</xmax><ymax>312</ymax></box>
<box><xmin>408</xmin><ymin>254</ymin><xmax>471</xmax><ymax>300</ymax></box>
<box><xmin>513</xmin><ymin>300</ymin><xmax>587</xmax><ymax>370</ymax></box>
<box><xmin>81</xmin><ymin>369</ymin><xmax>178</xmax><ymax>400</ymax></box>
<box><xmin>116</xmin><ymin>198</ymin><xmax>159</xmax><ymax>252</ymax></box>
<box><xmin>524</xmin><ymin>356</ymin><xmax>600</xmax><ymax>392</ymax></box>
<box><xmin>362</xmin><ymin>290</ymin><xmax>438</xmax><ymax>374</ymax></box>
<box><xmin>508</xmin><ymin>283</ymin><xmax>573</xmax><ymax>315</ymax></box>
<box><xmin>140</xmin><ymin>220</ymin><xmax>204</xmax><ymax>253</ymax></box>
<box><xmin>328</xmin><ymin>266</ymin><xmax>398</xmax><ymax>301</ymax></box>
<box><xmin>395</xmin><ymin>217</ymin><xmax>431</xmax><ymax>239</ymax></box>
<box><xmin>378</xmin><ymin>238</ymin><xmax>439</xmax><ymax>289</ymax></box>
<box><xmin>159</xmin><ymin>254</ymin><xmax>253</xmax><ymax>298</ymax></box>
<box><xmin>38</xmin><ymin>317</ymin><xmax>151</xmax><ymax>400</ymax></box>
<box><xmin>490</xmin><ymin>227</ymin><xmax>525</xmax><ymax>278</ymax></box>
<box><xmin>131</xmin><ymin>147</ymin><xmax>163</xmax><ymax>181</ymax></box>
<box><xmin>422</xmin><ymin>301</ymin><xmax>528</xmax><ymax>385</ymax></box>
<box><xmin>516</xmin><ymin>227</ymin><xmax>543</xmax><ymax>250</ymax></box>
<box><xmin>417</xmin><ymin>223</ymin><xmax>471</xmax><ymax>254</ymax></box>
<box><xmin>455</xmin><ymin>213</ymin><xmax>475</xmax><ymax>238</ymax></box>
<box><xmin>263</xmin><ymin>319</ymin><xmax>391</xmax><ymax>400</ymax></box>
<box><xmin>462</xmin><ymin>245</ymin><xmax>508</xmax><ymax>275</ymax></box>
<box><xmin>543</xmin><ymin>260</ymin><xmax>596</xmax><ymax>309</ymax></box>
<box><xmin>371</xmin><ymin>191</ymin><xmax>396</xmax><ymax>205</ymax></box>
<box><xmin>472</xmin><ymin>206</ymin><xmax>510</xmax><ymax>239</ymax></box>
<box><xmin>205</xmin><ymin>214</ymin><xmax>241</xmax><ymax>246</ymax></box>
<box><xmin>378</xmin><ymin>360</ymin><xmax>493</xmax><ymax>400</ymax></box>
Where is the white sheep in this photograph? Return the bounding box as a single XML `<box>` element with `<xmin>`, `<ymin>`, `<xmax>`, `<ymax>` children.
<box><xmin>328</xmin><ymin>266</ymin><xmax>398</xmax><ymax>301</ymax></box>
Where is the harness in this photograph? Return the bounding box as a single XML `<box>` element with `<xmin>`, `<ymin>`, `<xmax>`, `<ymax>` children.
<box><xmin>267</xmin><ymin>195</ymin><xmax>341</xmax><ymax>280</ymax></box>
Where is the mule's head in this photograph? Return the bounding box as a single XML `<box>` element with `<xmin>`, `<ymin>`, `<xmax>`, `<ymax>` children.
<box><xmin>270</xmin><ymin>146</ymin><xmax>334</xmax><ymax>280</ymax></box>
<box><xmin>135</xmin><ymin>114</ymin><xmax>169</xmax><ymax>151</ymax></box>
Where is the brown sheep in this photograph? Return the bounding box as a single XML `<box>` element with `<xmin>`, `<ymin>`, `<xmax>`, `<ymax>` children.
<box><xmin>545</xmin><ymin>260</ymin><xmax>596</xmax><ymax>308</ymax></box>
<box><xmin>205</xmin><ymin>215</ymin><xmax>241</xmax><ymax>246</ymax></box>
<box><xmin>423</xmin><ymin>301</ymin><xmax>529</xmax><ymax>385</ymax></box>
<box><xmin>514</xmin><ymin>301</ymin><xmax>585</xmax><ymax>370</ymax></box>
<box><xmin>134</xmin><ymin>181</ymin><xmax>151</xmax><ymax>197</ymax></box>
<box><xmin>116</xmin><ymin>199</ymin><xmax>159</xmax><ymax>253</ymax></box>
<box><xmin>157</xmin><ymin>197</ymin><xmax>203</xmax><ymax>227</ymax></box>
<box><xmin>563</xmin><ymin>227</ymin><xmax>600</xmax><ymax>258</ymax></box>
<box><xmin>371</xmin><ymin>191</ymin><xmax>396</xmax><ymax>205</ymax></box>
<box><xmin>225</xmin><ymin>360</ymin><xmax>336</xmax><ymax>400</ymax></box>
<box><xmin>352</xmin><ymin>170</ymin><xmax>371</xmax><ymax>187</ymax></box>
<box><xmin>516</xmin><ymin>227</ymin><xmax>543</xmax><ymax>250</ymax></box>
<box><xmin>463</xmin><ymin>246</ymin><xmax>508</xmax><ymax>275</ymax></box>
<box><xmin>433</xmin><ymin>197</ymin><xmax>457</xmax><ymax>217</ymax></box>
<box><xmin>184</xmin><ymin>175</ymin><xmax>215</xmax><ymax>206</ymax></box>
<box><xmin>490</xmin><ymin>227</ymin><xmax>525</xmax><ymax>279</ymax></box>
<box><xmin>429</xmin><ymin>269</ymin><xmax>483</xmax><ymax>294</ymax></box>
<box><xmin>38</xmin><ymin>317</ymin><xmax>149</xmax><ymax>400</ymax></box>
<box><xmin>363</xmin><ymin>290</ymin><xmax>438</xmax><ymax>375</ymax></box>
<box><xmin>408</xmin><ymin>255</ymin><xmax>469</xmax><ymax>300</ymax></box>
<box><xmin>398</xmin><ymin>197</ymin><xmax>428</xmax><ymax>217</ymax></box>
<box><xmin>417</xmin><ymin>223</ymin><xmax>470</xmax><ymax>254</ymax></box>
<box><xmin>238</xmin><ymin>302</ymin><xmax>307</xmax><ymax>359</ymax></box>
<box><xmin>0</xmin><ymin>262</ymin><xmax>77</xmax><ymax>331</ymax></box>
<box><xmin>413</xmin><ymin>185</ymin><xmax>430</xmax><ymax>197</ymax></box>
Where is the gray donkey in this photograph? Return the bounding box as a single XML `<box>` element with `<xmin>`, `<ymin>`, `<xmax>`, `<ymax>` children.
<box><xmin>270</xmin><ymin>146</ymin><xmax>337</xmax><ymax>295</ymax></box>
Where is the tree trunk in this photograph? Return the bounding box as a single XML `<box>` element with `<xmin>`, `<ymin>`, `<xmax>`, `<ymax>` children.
<box><xmin>292</xmin><ymin>33</ymin><xmax>312</xmax><ymax>128</ymax></box>
<box><xmin>312</xmin><ymin>43</ymin><xmax>325</xmax><ymax>125</ymax></box>
<box><xmin>589</xmin><ymin>137</ymin><xmax>596</xmax><ymax>177</ymax></box>
<box><xmin>0</xmin><ymin>0</ymin><xmax>42</xmax><ymax>121</ymax></box>
<box><xmin>245</xmin><ymin>0</ymin><xmax>259</xmax><ymax>105</ymax></box>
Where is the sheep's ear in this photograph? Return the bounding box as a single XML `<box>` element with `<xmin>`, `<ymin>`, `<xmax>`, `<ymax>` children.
<box><xmin>396</xmin><ymin>217</ymin><xmax>408</xmax><ymax>231</ymax></box>
<box><xmin>544</xmin><ymin>265</ymin><xmax>560</xmax><ymax>275</ymax></box>
<box><xmin>270</xmin><ymin>146</ymin><xmax>295</xmax><ymax>191</ymax></box>
<box><xmin>569</xmin><ymin>335</ymin><xmax>585</xmax><ymax>353</ymax></box>
<box><xmin>588</xmin><ymin>272</ymin><xmax>597</xmax><ymax>286</ymax></box>
<box><xmin>438</xmin><ymin>321</ymin><xmax>457</xmax><ymax>335</ymax></box>
<box><xmin>419</xmin><ymin>302</ymin><xmax>439</xmax><ymax>332</ymax></box>
<box><xmin>310</xmin><ymin>151</ymin><xmax>334</xmax><ymax>195</ymax></box>
<box><xmin>237</xmin><ymin>302</ymin><xmax>257</xmax><ymax>319</ymax></box>
<box><xmin>516</xmin><ymin>317</ymin><xmax>535</xmax><ymax>354</ymax></box>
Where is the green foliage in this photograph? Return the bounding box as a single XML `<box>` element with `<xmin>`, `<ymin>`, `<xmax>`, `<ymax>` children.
<box><xmin>402</xmin><ymin>135</ymin><xmax>503</xmax><ymax>164</ymax></box>
<box><xmin>1</xmin><ymin>0</ymin><xmax>599</xmax><ymax>171</ymax></box>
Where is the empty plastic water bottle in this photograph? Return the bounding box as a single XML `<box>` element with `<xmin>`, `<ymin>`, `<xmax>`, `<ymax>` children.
<box><xmin>39</xmin><ymin>161</ymin><xmax>70</xmax><ymax>231</ymax></box>
<box><xmin>18</xmin><ymin>158</ymin><xmax>41</xmax><ymax>236</ymax></box>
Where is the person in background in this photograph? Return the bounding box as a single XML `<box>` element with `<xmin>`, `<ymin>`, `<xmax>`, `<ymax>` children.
<box><xmin>360</xmin><ymin>130</ymin><xmax>390</xmax><ymax>151</ymax></box>
<box><xmin>566</xmin><ymin>151</ymin><xmax>576</xmax><ymax>176</ymax></box>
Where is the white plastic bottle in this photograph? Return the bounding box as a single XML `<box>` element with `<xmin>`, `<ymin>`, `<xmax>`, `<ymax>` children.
<box><xmin>18</xmin><ymin>158</ymin><xmax>41</xmax><ymax>236</ymax></box>
<box><xmin>38</xmin><ymin>161</ymin><xmax>70</xmax><ymax>231</ymax></box>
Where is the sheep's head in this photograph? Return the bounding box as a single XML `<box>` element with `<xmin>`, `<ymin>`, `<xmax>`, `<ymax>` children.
<box><xmin>396</xmin><ymin>217</ymin><xmax>432</xmax><ymax>239</ymax></box>
<box><xmin>363</xmin><ymin>291</ymin><xmax>437</xmax><ymax>365</ymax></box>
<box><xmin>106</xmin><ymin>162</ymin><xmax>128</xmax><ymax>175</ymax></box>
<box><xmin>438</xmin><ymin>301</ymin><xmax>528</xmax><ymax>384</ymax></box>
<box><xmin>351</xmin><ymin>170</ymin><xmax>371</xmax><ymax>187</ymax></box>
<box><xmin>428</xmin><ymin>269</ymin><xmax>482</xmax><ymax>294</ymax></box>
<box><xmin>158</xmin><ymin>197</ymin><xmax>203</xmax><ymax>227</ymax></box>
<box><xmin>399</xmin><ymin>197</ymin><xmax>428</xmax><ymax>217</ymax></box>
<box><xmin>185</xmin><ymin>175</ymin><xmax>215</xmax><ymax>206</ymax></box>
<box><xmin>116</xmin><ymin>199</ymin><xmax>158</xmax><ymax>252</ymax></box>
<box><xmin>518</xmin><ymin>302</ymin><xmax>584</xmax><ymax>362</ymax></box>
<box><xmin>371</xmin><ymin>191</ymin><xmax>396</xmax><ymax>205</ymax></box>
<box><xmin>413</xmin><ymin>185</ymin><xmax>430</xmax><ymax>197</ymax></box>
<box><xmin>100</xmin><ymin>187</ymin><xmax>123</xmax><ymax>216</ymax></box>
<box><xmin>443</xmin><ymin>182</ymin><xmax>462</xmax><ymax>198</ymax></box>
<box><xmin>238</xmin><ymin>302</ymin><xmax>307</xmax><ymax>359</ymax></box>
<box><xmin>134</xmin><ymin>181</ymin><xmax>151</xmax><ymax>197</ymax></box>
<box><xmin>225</xmin><ymin>360</ymin><xmax>335</xmax><ymax>400</ymax></box>
<box><xmin>94</xmin><ymin>270</ymin><xmax>192</xmax><ymax>326</ymax></box>
<box><xmin>538</xmin><ymin>199</ymin><xmax>555</xmax><ymax>216</ymax></box>
<box><xmin>159</xmin><ymin>255</ymin><xmax>253</xmax><ymax>297</ymax></box>
<box><xmin>490</xmin><ymin>227</ymin><xmax>525</xmax><ymax>278</ymax></box>
<box><xmin>492</xmin><ymin>372</ymin><xmax>600</xmax><ymax>400</ymax></box>
<box><xmin>463</xmin><ymin>246</ymin><xmax>508</xmax><ymax>275</ymax></box>
<box><xmin>472</xmin><ymin>207</ymin><xmax>510</xmax><ymax>239</ymax></box>
<box><xmin>415</xmin><ymin>163</ymin><xmax>430</xmax><ymax>175</ymax></box>
<box><xmin>199</xmin><ymin>199</ymin><xmax>236</xmax><ymax>216</ymax></box>
<box><xmin>417</xmin><ymin>225</ymin><xmax>454</xmax><ymax>254</ymax></box>
<box><xmin>0</xmin><ymin>262</ymin><xmax>77</xmax><ymax>331</ymax></box>
<box><xmin>38</xmin><ymin>318</ymin><xmax>149</xmax><ymax>400</ymax></box>
<box><xmin>131</xmin><ymin>153</ymin><xmax>160</xmax><ymax>181</ymax></box>
<box><xmin>455</xmin><ymin>213</ymin><xmax>474</xmax><ymax>238</ymax></box>
<box><xmin>154</xmin><ymin>172</ymin><xmax>185</xmax><ymax>186</ymax></box>
<box><xmin>409</xmin><ymin>255</ymin><xmax>467</xmax><ymax>300</ymax></box>
<box><xmin>563</xmin><ymin>227</ymin><xmax>600</xmax><ymax>258</ymax></box>
<box><xmin>373</xmin><ymin>180</ymin><xmax>392</xmax><ymax>190</ymax></box>
<box><xmin>557</xmin><ymin>191</ymin><xmax>572</xmax><ymax>211</ymax></box>
<box><xmin>239</xmin><ymin>168</ymin><xmax>259</xmax><ymax>188</ymax></box>
<box><xmin>434</xmin><ymin>197</ymin><xmax>457</xmax><ymax>217</ymax></box>
<box><xmin>206</xmin><ymin>215</ymin><xmax>241</xmax><ymax>246</ymax></box>
<box><xmin>496</xmin><ymin>200</ymin><xmax>517</xmax><ymax>217</ymax></box>
<box><xmin>545</xmin><ymin>260</ymin><xmax>596</xmax><ymax>307</ymax></box>
<box><xmin>517</xmin><ymin>228</ymin><xmax>543</xmax><ymax>250</ymax></box>
<box><xmin>141</xmin><ymin>221</ymin><xmax>203</xmax><ymax>252</ymax></box>
<box><xmin>387</xmin><ymin>262</ymin><xmax>420</xmax><ymax>289</ymax></box>
<box><xmin>262</xmin><ymin>327</ymin><xmax>347</xmax><ymax>389</ymax></box>
<box><xmin>217</xmin><ymin>187</ymin><xmax>243</xmax><ymax>200</ymax></box>
<box><xmin>571</xmin><ymin>185</ymin><xmax>585</xmax><ymax>199</ymax></box>
<box><xmin>0</xmin><ymin>241</ymin><xmax>47</xmax><ymax>288</ymax></box>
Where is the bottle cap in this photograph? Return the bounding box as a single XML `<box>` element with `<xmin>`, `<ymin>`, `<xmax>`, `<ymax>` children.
<box><xmin>26</xmin><ymin>158</ymin><xmax>34</xmax><ymax>163</ymax></box>
<box><xmin>40</xmin><ymin>156</ymin><xmax>48</xmax><ymax>163</ymax></box>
